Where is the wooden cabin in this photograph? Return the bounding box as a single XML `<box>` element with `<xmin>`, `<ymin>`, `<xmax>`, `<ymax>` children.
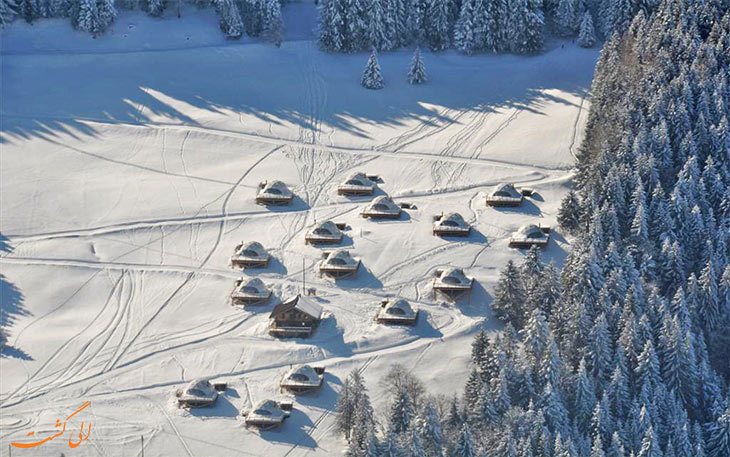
<box><xmin>280</xmin><ymin>365</ymin><xmax>325</xmax><ymax>394</ymax></box>
<box><xmin>508</xmin><ymin>224</ymin><xmax>550</xmax><ymax>248</ymax></box>
<box><xmin>243</xmin><ymin>399</ymin><xmax>293</xmax><ymax>430</ymax></box>
<box><xmin>433</xmin><ymin>212</ymin><xmax>471</xmax><ymax>237</ymax></box>
<box><xmin>231</xmin><ymin>277</ymin><xmax>271</xmax><ymax>306</ymax></box>
<box><xmin>305</xmin><ymin>220</ymin><xmax>344</xmax><ymax>245</ymax></box>
<box><xmin>256</xmin><ymin>180</ymin><xmax>294</xmax><ymax>206</ymax></box>
<box><xmin>319</xmin><ymin>249</ymin><xmax>360</xmax><ymax>279</ymax></box>
<box><xmin>231</xmin><ymin>241</ymin><xmax>270</xmax><ymax>268</ymax></box>
<box><xmin>376</xmin><ymin>298</ymin><xmax>419</xmax><ymax>325</ymax></box>
<box><xmin>269</xmin><ymin>294</ymin><xmax>323</xmax><ymax>338</ymax></box>
<box><xmin>433</xmin><ymin>267</ymin><xmax>474</xmax><ymax>300</ymax></box>
<box><xmin>337</xmin><ymin>172</ymin><xmax>377</xmax><ymax>196</ymax></box>
<box><xmin>361</xmin><ymin>196</ymin><xmax>402</xmax><ymax>219</ymax></box>
<box><xmin>486</xmin><ymin>183</ymin><xmax>524</xmax><ymax>207</ymax></box>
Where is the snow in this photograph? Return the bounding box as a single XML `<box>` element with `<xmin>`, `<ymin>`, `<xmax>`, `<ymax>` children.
<box><xmin>0</xmin><ymin>3</ymin><xmax>598</xmax><ymax>455</ymax></box>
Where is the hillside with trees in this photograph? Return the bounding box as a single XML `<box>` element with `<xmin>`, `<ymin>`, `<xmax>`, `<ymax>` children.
<box><xmin>333</xmin><ymin>0</ymin><xmax>730</xmax><ymax>455</ymax></box>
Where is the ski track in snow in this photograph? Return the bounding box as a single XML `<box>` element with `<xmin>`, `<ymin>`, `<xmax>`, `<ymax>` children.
<box><xmin>0</xmin><ymin>32</ymin><xmax>596</xmax><ymax>454</ymax></box>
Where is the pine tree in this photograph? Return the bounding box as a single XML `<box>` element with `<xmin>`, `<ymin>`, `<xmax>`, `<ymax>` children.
<box><xmin>558</xmin><ymin>191</ymin><xmax>582</xmax><ymax>234</ymax></box>
<box><xmin>706</xmin><ymin>407</ymin><xmax>730</xmax><ymax>457</ymax></box>
<box><xmin>492</xmin><ymin>260</ymin><xmax>527</xmax><ymax>328</ymax></box>
<box><xmin>75</xmin><ymin>0</ymin><xmax>98</xmax><ymax>34</ymax></box>
<box><xmin>216</xmin><ymin>0</ymin><xmax>243</xmax><ymax>38</ymax></box>
<box><xmin>452</xmin><ymin>423</ymin><xmax>477</xmax><ymax>457</ymax></box>
<box><xmin>361</xmin><ymin>48</ymin><xmax>385</xmax><ymax>89</ymax></box>
<box><xmin>407</xmin><ymin>47</ymin><xmax>427</xmax><ymax>84</ymax></box>
<box><xmin>577</xmin><ymin>11</ymin><xmax>596</xmax><ymax>48</ymax></box>
<box><xmin>555</xmin><ymin>0</ymin><xmax>576</xmax><ymax>36</ymax></box>
<box><xmin>261</xmin><ymin>0</ymin><xmax>284</xmax><ymax>46</ymax></box>
<box><xmin>416</xmin><ymin>401</ymin><xmax>443</xmax><ymax>457</ymax></box>
<box><xmin>425</xmin><ymin>0</ymin><xmax>449</xmax><ymax>51</ymax></box>
<box><xmin>453</xmin><ymin>0</ymin><xmax>476</xmax><ymax>55</ymax></box>
<box><xmin>0</xmin><ymin>0</ymin><xmax>17</xmax><ymax>26</ymax></box>
<box><xmin>366</xmin><ymin>0</ymin><xmax>391</xmax><ymax>51</ymax></box>
<box><xmin>388</xmin><ymin>386</ymin><xmax>415</xmax><ymax>435</ymax></box>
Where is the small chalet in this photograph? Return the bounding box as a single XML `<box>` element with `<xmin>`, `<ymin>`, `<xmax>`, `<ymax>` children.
<box><xmin>486</xmin><ymin>183</ymin><xmax>524</xmax><ymax>207</ymax></box>
<box><xmin>337</xmin><ymin>172</ymin><xmax>378</xmax><ymax>196</ymax></box>
<box><xmin>508</xmin><ymin>224</ymin><xmax>551</xmax><ymax>248</ymax></box>
<box><xmin>433</xmin><ymin>212</ymin><xmax>470</xmax><ymax>237</ymax></box>
<box><xmin>256</xmin><ymin>180</ymin><xmax>294</xmax><ymax>206</ymax></box>
<box><xmin>269</xmin><ymin>294</ymin><xmax>324</xmax><ymax>338</ymax></box>
<box><xmin>361</xmin><ymin>196</ymin><xmax>402</xmax><ymax>219</ymax></box>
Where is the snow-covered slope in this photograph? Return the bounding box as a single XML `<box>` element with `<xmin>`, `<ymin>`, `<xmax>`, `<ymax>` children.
<box><xmin>0</xmin><ymin>5</ymin><xmax>598</xmax><ymax>454</ymax></box>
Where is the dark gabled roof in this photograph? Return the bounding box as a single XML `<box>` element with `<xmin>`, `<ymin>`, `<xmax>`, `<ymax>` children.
<box><xmin>269</xmin><ymin>294</ymin><xmax>323</xmax><ymax>320</ymax></box>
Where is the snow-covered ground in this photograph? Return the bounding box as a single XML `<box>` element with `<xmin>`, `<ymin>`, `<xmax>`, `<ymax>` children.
<box><xmin>0</xmin><ymin>4</ymin><xmax>598</xmax><ymax>455</ymax></box>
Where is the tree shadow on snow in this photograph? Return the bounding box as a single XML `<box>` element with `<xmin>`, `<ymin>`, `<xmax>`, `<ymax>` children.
<box><xmin>0</xmin><ymin>234</ymin><xmax>33</xmax><ymax>360</ymax></box>
<box><xmin>0</xmin><ymin>45</ymin><xmax>596</xmax><ymax>155</ymax></box>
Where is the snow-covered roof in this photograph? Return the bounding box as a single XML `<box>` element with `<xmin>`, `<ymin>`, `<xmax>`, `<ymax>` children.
<box><xmin>282</xmin><ymin>364</ymin><xmax>321</xmax><ymax>386</ymax></box>
<box><xmin>435</xmin><ymin>212</ymin><xmax>468</xmax><ymax>228</ymax></box>
<box><xmin>437</xmin><ymin>268</ymin><xmax>471</xmax><ymax>285</ymax></box>
<box><xmin>322</xmin><ymin>249</ymin><xmax>358</xmax><ymax>267</ymax></box>
<box><xmin>341</xmin><ymin>172</ymin><xmax>375</xmax><ymax>188</ymax></box>
<box><xmin>182</xmin><ymin>379</ymin><xmax>217</xmax><ymax>398</ymax></box>
<box><xmin>247</xmin><ymin>399</ymin><xmax>287</xmax><ymax>422</ymax></box>
<box><xmin>382</xmin><ymin>298</ymin><xmax>416</xmax><ymax>318</ymax></box>
<box><xmin>514</xmin><ymin>224</ymin><xmax>547</xmax><ymax>239</ymax></box>
<box><xmin>364</xmin><ymin>196</ymin><xmax>399</xmax><ymax>213</ymax></box>
<box><xmin>234</xmin><ymin>277</ymin><xmax>268</xmax><ymax>296</ymax></box>
<box><xmin>489</xmin><ymin>183</ymin><xmax>521</xmax><ymax>198</ymax></box>
<box><xmin>271</xmin><ymin>294</ymin><xmax>323</xmax><ymax>320</ymax></box>
<box><xmin>259</xmin><ymin>180</ymin><xmax>292</xmax><ymax>197</ymax></box>
<box><xmin>235</xmin><ymin>241</ymin><xmax>268</xmax><ymax>259</ymax></box>
<box><xmin>308</xmin><ymin>220</ymin><xmax>342</xmax><ymax>236</ymax></box>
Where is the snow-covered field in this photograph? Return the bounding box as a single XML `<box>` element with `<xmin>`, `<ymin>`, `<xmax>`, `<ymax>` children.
<box><xmin>0</xmin><ymin>5</ymin><xmax>598</xmax><ymax>455</ymax></box>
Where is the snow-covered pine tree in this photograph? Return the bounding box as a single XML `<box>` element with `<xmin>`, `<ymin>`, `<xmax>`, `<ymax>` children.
<box><xmin>75</xmin><ymin>0</ymin><xmax>98</xmax><ymax>33</ymax></box>
<box><xmin>361</xmin><ymin>48</ymin><xmax>385</xmax><ymax>89</ymax></box>
<box><xmin>0</xmin><ymin>0</ymin><xmax>17</xmax><ymax>26</ymax></box>
<box><xmin>145</xmin><ymin>0</ymin><xmax>164</xmax><ymax>16</ymax></box>
<box><xmin>706</xmin><ymin>407</ymin><xmax>730</xmax><ymax>457</ymax></box>
<box><xmin>492</xmin><ymin>260</ymin><xmax>527</xmax><ymax>328</ymax></box>
<box><xmin>416</xmin><ymin>401</ymin><xmax>443</xmax><ymax>457</ymax></box>
<box><xmin>17</xmin><ymin>0</ymin><xmax>38</xmax><ymax>22</ymax></box>
<box><xmin>216</xmin><ymin>0</ymin><xmax>243</xmax><ymax>38</ymax></box>
<box><xmin>261</xmin><ymin>0</ymin><xmax>283</xmax><ymax>46</ymax></box>
<box><xmin>407</xmin><ymin>47</ymin><xmax>427</xmax><ymax>84</ymax></box>
<box><xmin>424</xmin><ymin>0</ymin><xmax>449</xmax><ymax>51</ymax></box>
<box><xmin>452</xmin><ymin>423</ymin><xmax>477</xmax><ymax>457</ymax></box>
<box><xmin>366</xmin><ymin>0</ymin><xmax>391</xmax><ymax>51</ymax></box>
<box><xmin>577</xmin><ymin>10</ymin><xmax>596</xmax><ymax>47</ymax></box>
<box><xmin>319</xmin><ymin>0</ymin><xmax>345</xmax><ymax>51</ymax></box>
<box><xmin>453</xmin><ymin>0</ymin><xmax>476</xmax><ymax>55</ymax></box>
<box><xmin>388</xmin><ymin>386</ymin><xmax>415</xmax><ymax>435</ymax></box>
<box><xmin>555</xmin><ymin>0</ymin><xmax>576</xmax><ymax>36</ymax></box>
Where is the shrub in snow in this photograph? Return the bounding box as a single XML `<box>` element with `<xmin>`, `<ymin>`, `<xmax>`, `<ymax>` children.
<box><xmin>407</xmin><ymin>47</ymin><xmax>427</xmax><ymax>84</ymax></box>
<box><xmin>216</xmin><ymin>0</ymin><xmax>243</xmax><ymax>38</ymax></box>
<box><xmin>361</xmin><ymin>48</ymin><xmax>384</xmax><ymax>90</ymax></box>
<box><xmin>577</xmin><ymin>11</ymin><xmax>596</xmax><ymax>48</ymax></box>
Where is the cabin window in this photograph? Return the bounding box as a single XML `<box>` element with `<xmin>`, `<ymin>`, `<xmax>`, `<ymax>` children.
<box><xmin>329</xmin><ymin>258</ymin><xmax>346</xmax><ymax>265</ymax></box>
<box><xmin>373</xmin><ymin>204</ymin><xmax>388</xmax><ymax>211</ymax></box>
<box><xmin>187</xmin><ymin>388</ymin><xmax>205</xmax><ymax>397</ymax></box>
<box><xmin>441</xmin><ymin>220</ymin><xmax>458</xmax><ymax>227</ymax></box>
<box><xmin>290</xmin><ymin>373</ymin><xmax>309</xmax><ymax>382</ymax></box>
<box><xmin>314</xmin><ymin>228</ymin><xmax>331</xmax><ymax>235</ymax></box>
<box><xmin>387</xmin><ymin>307</ymin><xmax>405</xmax><ymax>315</ymax></box>
<box><xmin>494</xmin><ymin>191</ymin><xmax>510</xmax><ymax>197</ymax></box>
<box><xmin>268</xmin><ymin>188</ymin><xmax>282</xmax><ymax>195</ymax></box>
<box><xmin>527</xmin><ymin>231</ymin><xmax>542</xmax><ymax>239</ymax></box>
<box><xmin>346</xmin><ymin>179</ymin><xmax>363</xmax><ymax>186</ymax></box>
<box><xmin>242</xmin><ymin>286</ymin><xmax>258</xmax><ymax>294</ymax></box>
<box><xmin>242</xmin><ymin>249</ymin><xmax>258</xmax><ymax>257</ymax></box>
<box><xmin>254</xmin><ymin>409</ymin><xmax>272</xmax><ymax>416</ymax></box>
<box><xmin>443</xmin><ymin>276</ymin><xmax>460</xmax><ymax>284</ymax></box>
